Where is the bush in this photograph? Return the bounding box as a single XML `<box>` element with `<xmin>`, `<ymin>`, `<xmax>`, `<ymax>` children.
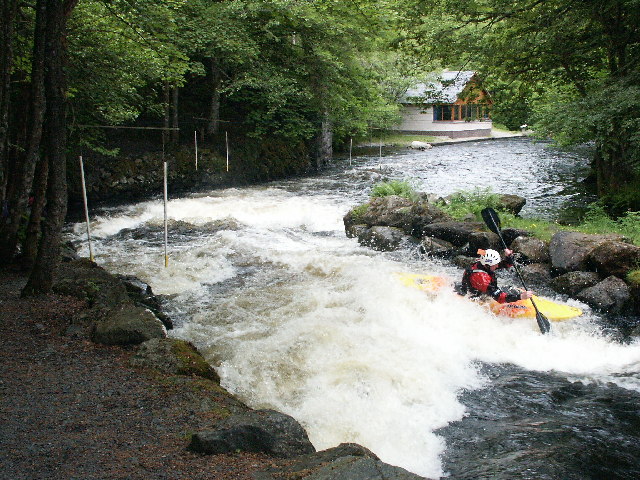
<box><xmin>436</xmin><ymin>187</ymin><xmax>502</xmax><ymax>220</ymax></box>
<box><xmin>370</xmin><ymin>180</ymin><xmax>418</xmax><ymax>201</ymax></box>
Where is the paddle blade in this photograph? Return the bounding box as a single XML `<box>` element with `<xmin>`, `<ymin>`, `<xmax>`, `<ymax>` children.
<box><xmin>481</xmin><ymin>207</ymin><xmax>501</xmax><ymax>235</ymax></box>
<box><xmin>536</xmin><ymin>311</ymin><xmax>552</xmax><ymax>334</ymax></box>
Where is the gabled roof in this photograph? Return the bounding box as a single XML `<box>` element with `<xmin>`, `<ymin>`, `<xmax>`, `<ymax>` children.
<box><xmin>400</xmin><ymin>71</ymin><xmax>477</xmax><ymax>104</ymax></box>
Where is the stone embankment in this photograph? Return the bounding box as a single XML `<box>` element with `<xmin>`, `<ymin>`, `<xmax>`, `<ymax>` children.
<box><xmin>34</xmin><ymin>256</ymin><xmax>431</xmax><ymax>479</ymax></box>
<box><xmin>344</xmin><ymin>194</ymin><xmax>640</xmax><ymax>327</ymax></box>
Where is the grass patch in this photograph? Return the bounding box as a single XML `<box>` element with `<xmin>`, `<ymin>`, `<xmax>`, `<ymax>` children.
<box><xmin>371</xmin><ymin>180</ymin><xmax>419</xmax><ymax>201</ymax></box>
<box><xmin>436</xmin><ymin>187</ymin><xmax>502</xmax><ymax>220</ymax></box>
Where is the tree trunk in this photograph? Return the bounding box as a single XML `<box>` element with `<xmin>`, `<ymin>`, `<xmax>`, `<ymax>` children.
<box><xmin>22</xmin><ymin>0</ymin><xmax>77</xmax><ymax>296</ymax></box>
<box><xmin>207</xmin><ymin>58</ymin><xmax>221</xmax><ymax>135</ymax></box>
<box><xmin>0</xmin><ymin>0</ymin><xmax>18</xmax><ymax>220</ymax></box>
<box><xmin>21</xmin><ymin>153</ymin><xmax>48</xmax><ymax>269</ymax></box>
<box><xmin>171</xmin><ymin>85</ymin><xmax>179</xmax><ymax>143</ymax></box>
<box><xmin>0</xmin><ymin>0</ymin><xmax>47</xmax><ymax>260</ymax></box>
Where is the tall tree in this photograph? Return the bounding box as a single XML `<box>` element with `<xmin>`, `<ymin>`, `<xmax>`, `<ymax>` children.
<box><xmin>22</xmin><ymin>0</ymin><xmax>78</xmax><ymax>295</ymax></box>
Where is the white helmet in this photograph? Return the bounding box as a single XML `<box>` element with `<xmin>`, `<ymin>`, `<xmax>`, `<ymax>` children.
<box><xmin>479</xmin><ymin>249</ymin><xmax>501</xmax><ymax>266</ymax></box>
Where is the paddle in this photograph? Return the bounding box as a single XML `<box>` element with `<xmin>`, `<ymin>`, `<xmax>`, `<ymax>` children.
<box><xmin>480</xmin><ymin>207</ymin><xmax>551</xmax><ymax>334</ymax></box>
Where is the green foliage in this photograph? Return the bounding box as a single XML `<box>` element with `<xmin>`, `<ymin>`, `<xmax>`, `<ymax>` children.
<box><xmin>435</xmin><ymin>187</ymin><xmax>502</xmax><ymax>220</ymax></box>
<box><xmin>627</xmin><ymin>270</ymin><xmax>640</xmax><ymax>286</ymax></box>
<box><xmin>371</xmin><ymin>180</ymin><xmax>418</xmax><ymax>201</ymax></box>
<box><xmin>350</xmin><ymin>203</ymin><xmax>370</xmax><ymax>222</ymax></box>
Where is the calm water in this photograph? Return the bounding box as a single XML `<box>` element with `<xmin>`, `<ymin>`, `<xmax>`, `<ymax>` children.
<box><xmin>70</xmin><ymin>138</ymin><xmax>639</xmax><ymax>479</ymax></box>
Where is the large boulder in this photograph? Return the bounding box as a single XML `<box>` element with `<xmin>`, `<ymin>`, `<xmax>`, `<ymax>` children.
<box><xmin>587</xmin><ymin>241</ymin><xmax>640</xmax><ymax>278</ymax></box>
<box><xmin>130</xmin><ymin>338</ymin><xmax>219</xmax><ymax>382</ymax></box>
<box><xmin>422</xmin><ymin>221</ymin><xmax>486</xmax><ymax>247</ymax></box>
<box><xmin>520</xmin><ymin>263</ymin><xmax>552</xmax><ymax>286</ymax></box>
<box><xmin>576</xmin><ymin>276</ymin><xmax>631</xmax><ymax>314</ymax></box>
<box><xmin>92</xmin><ymin>305</ymin><xmax>167</xmax><ymax>345</ymax></box>
<box><xmin>344</xmin><ymin>196</ymin><xmax>450</xmax><ymax>237</ymax></box>
<box><xmin>357</xmin><ymin>226</ymin><xmax>419</xmax><ymax>252</ymax></box>
<box><xmin>118</xmin><ymin>275</ymin><xmax>173</xmax><ymax>330</ymax></box>
<box><xmin>467</xmin><ymin>231</ymin><xmax>502</xmax><ymax>253</ymax></box>
<box><xmin>550</xmin><ymin>271</ymin><xmax>601</xmax><ymax>297</ymax></box>
<box><xmin>511</xmin><ymin>236</ymin><xmax>551</xmax><ymax>264</ymax></box>
<box><xmin>420</xmin><ymin>236</ymin><xmax>456</xmax><ymax>257</ymax></box>
<box><xmin>254</xmin><ymin>443</ymin><xmax>428</xmax><ymax>480</ymax></box>
<box><xmin>549</xmin><ymin>232</ymin><xmax>624</xmax><ymax>273</ymax></box>
<box><xmin>497</xmin><ymin>194</ymin><xmax>526</xmax><ymax>215</ymax></box>
<box><xmin>188</xmin><ymin>409</ymin><xmax>315</xmax><ymax>458</ymax></box>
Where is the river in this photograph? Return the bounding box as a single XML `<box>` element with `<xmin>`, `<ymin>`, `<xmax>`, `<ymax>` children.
<box><xmin>69</xmin><ymin>138</ymin><xmax>640</xmax><ymax>479</ymax></box>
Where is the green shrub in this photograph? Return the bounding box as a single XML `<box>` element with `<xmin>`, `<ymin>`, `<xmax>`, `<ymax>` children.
<box><xmin>627</xmin><ymin>270</ymin><xmax>640</xmax><ymax>286</ymax></box>
<box><xmin>370</xmin><ymin>180</ymin><xmax>418</xmax><ymax>201</ymax></box>
<box><xmin>436</xmin><ymin>187</ymin><xmax>502</xmax><ymax>220</ymax></box>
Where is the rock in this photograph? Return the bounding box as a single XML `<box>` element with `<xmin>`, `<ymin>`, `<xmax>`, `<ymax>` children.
<box><xmin>92</xmin><ymin>305</ymin><xmax>167</xmax><ymax>345</ymax></box>
<box><xmin>345</xmin><ymin>224</ymin><xmax>369</xmax><ymax>239</ymax></box>
<box><xmin>467</xmin><ymin>231</ymin><xmax>502</xmax><ymax>254</ymax></box>
<box><xmin>511</xmin><ymin>236</ymin><xmax>551</xmax><ymax>264</ymax></box>
<box><xmin>254</xmin><ymin>443</ymin><xmax>428</xmax><ymax>480</ymax></box>
<box><xmin>188</xmin><ymin>409</ymin><xmax>315</xmax><ymax>458</ymax></box>
<box><xmin>344</xmin><ymin>196</ymin><xmax>450</xmax><ymax>237</ymax></box>
<box><xmin>54</xmin><ymin>259</ymin><xmax>131</xmax><ymax>309</ymax></box>
<box><xmin>421</xmin><ymin>221</ymin><xmax>485</xmax><ymax>247</ymax></box>
<box><xmin>453</xmin><ymin>255</ymin><xmax>475</xmax><ymax>269</ymax></box>
<box><xmin>520</xmin><ymin>263</ymin><xmax>552</xmax><ymax>286</ymax></box>
<box><xmin>550</xmin><ymin>271</ymin><xmax>601</xmax><ymax>296</ymax></box>
<box><xmin>576</xmin><ymin>276</ymin><xmax>631</xmax><ymax>314</ymax></box>
<box><xmin>118</xmin><ymin>274</ymin><xmax>173</xmax><ymax>330</ymax></box>
<box><xmin>587</xmin><ymin>241</ymin><xmax>640</xmax><ymax>277</ymax></box>
<box><xmin>130</xmin><ymin>338</ymin><xmax>219</xmax><ymax>382</ymax></box>
<box><xmin>420</xmin><ymin>237</ymin><xmax>456</xmax><ymax>257</ymax></box>
<box><xmin>497</xmin><ymin>194</ymin><xmax>526</xmax><ymax>215</ymax></box>
<box><xmin>549</xmin><ymin>232</ymin><xmax>625</xmax><ymax>273</ymax></box>
<box><xmin>357</xmin><ymin>226</ymin><xmax>419</xmax><ymax>252</ymax></box>
<box><xmin>501</xmin><ymin>227</ymin><xmax>529</xmax><ymax>246</ymax></box>
<box><xmin>409</xmin><ymin>140</ymin><xmax>432</xmax><ymax>150</ymax></box>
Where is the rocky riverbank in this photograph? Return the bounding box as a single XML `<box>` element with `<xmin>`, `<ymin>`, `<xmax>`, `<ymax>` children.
<box><xmin>344</xmin><ymin>194</ymin><xmax>640</xmax><ymax>329</ymax></box>
<box><xmin>0</xmin><ymin>258</ymin><xmax>432</xmax><ymax>480</ymax></box>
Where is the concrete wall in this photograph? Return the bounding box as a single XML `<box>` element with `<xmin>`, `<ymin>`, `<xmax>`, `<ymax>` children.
<box><xmin>392</xmin><ymin>105</ymin><xmax>492</xmax><ymax>137</ymax></box>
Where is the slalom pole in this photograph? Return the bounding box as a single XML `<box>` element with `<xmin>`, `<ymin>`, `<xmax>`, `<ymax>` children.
<box><xmin>226</xmin><ymin>131</ymin><xmax>229</xmax><ymax>172</ymax></box>
<box><xmin>194</xmin><ymin>130</ymin><xmax>198</xmax><ymax>171</ymax></box>
<box><xmin>349</xmin><ymin>137</ymin><xmax>352</xmax><ymax>166</ymax></box>
<box><xmin>163</xmin><ymin>160</ymin><xmax>169</xmax><ymax>268</ymax></box>
<box><xmin>79</xmin><ymin>155</ymin><xmax>94</xmax><ymax>262</ymax></box>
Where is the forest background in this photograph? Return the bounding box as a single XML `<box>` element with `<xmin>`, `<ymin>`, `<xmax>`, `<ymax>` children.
<box><xmin>1</xmin><ymin>0</ymin><xmax>639</xmax><ymax>294</ymax></box>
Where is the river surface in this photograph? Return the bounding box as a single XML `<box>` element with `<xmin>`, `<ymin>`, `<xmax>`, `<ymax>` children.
<box><xmin>69</xmin><ymin>138</ymin><xmax>640</xmax><ymax>479</ymax></box>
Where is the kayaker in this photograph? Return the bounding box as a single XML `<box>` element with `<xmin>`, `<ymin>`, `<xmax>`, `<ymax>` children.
<box><xmin>457</xmin><ymin>248</ymin><xmax>534</xmax><ymax>303</ymax></box>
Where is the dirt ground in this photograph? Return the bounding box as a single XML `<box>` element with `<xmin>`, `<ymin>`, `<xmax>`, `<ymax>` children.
<box><xmin>0</xmin><ymin>266</ymin><xmax>274</xmax><ymax>480</ymax></box>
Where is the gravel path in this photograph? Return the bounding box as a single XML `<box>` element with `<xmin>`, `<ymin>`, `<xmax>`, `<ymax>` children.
<box><xmin>0</xmin><ymin>267</ymin><xmax>272</xmax><ymax>480</ymax></box>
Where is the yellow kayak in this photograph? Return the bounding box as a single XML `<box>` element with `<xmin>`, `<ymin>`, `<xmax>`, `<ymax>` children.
<box><xmin>395</xmin><ymin>272</ymin><xmax>582</xmax><ymax>322</ymax></box>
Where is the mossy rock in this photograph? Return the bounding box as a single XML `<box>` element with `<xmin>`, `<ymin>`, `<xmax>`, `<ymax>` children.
<box><xmin>130</xmin><ymin>338</ymin><xmax>220</xmax><ymax>382</ymax></box>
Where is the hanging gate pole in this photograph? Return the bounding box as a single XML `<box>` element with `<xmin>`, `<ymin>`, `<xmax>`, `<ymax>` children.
<box><xmin>225</xmin><ymin>131</ymin><xmax>230</xmax><ymax>172</ymax></box>
<box><xmin>349</xmin><ymin>137</ymin><xmax>353</xmax><ymax>166</ymax></box>
<box><xmin>79</xmin><ymin>156</ymin><xmax>94</xmax><ymax>262</ymax></box>
<box><xmin>163</xmin><ymin>160</ymin><xmax>169</xmax><ymax>268</ymax></box>
<box><xmin>194</xmin><ymin>130</ymin><xmax>198</xmax><ymax>171</ymax></box>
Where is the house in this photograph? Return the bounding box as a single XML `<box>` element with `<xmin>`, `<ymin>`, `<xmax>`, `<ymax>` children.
<box><xmin>393</xmin><ymin>70</ymin><xmax>493</xmax><ymax>138</ymax></box>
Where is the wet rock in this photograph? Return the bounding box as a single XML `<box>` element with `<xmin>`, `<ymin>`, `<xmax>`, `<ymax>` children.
<box><xmin>467</xmin><ymin>231</ymin><xmax>502</xmax><ymax>254</ymax></box>
<box><xmin>92</xmin><ymin>305</ymin><xmax>167</xmax><ymax>345</ymax></box>
<box><xmin>188</xmin><ymin>409</ymin><xmax>315</xmax><ymax>458</ymax></box>
<box><xmin>500</xmin><ymin>227</ymin><xmax>529</xmax><ymax>246</ymax></box>
<box><xmin>344</xmin><ymin>196</ymin><xmax>450</xmax><ymax>237</ymax></box>
<box><xmin>549</xmin><ymin>232</ymin><xmax>624</xmax><ymax>273</ymax></box>
<box><xmin>345</xmin><ymin>224</ymin><xmax>369</xmax><ymax>239</ymax></box>
<box><xmin>521</xmin><ymin>263</ymin><xmax>552</xmax><ymax>286</ymax></box>
<box><xmin>254</xmin><ymin>443</ymin><xmax>429</xmax><ymax>480</ymax></box>
<box><xmin>420</xmin><ymin>237</ymin><xmax>456</xmax><ymax>257</ymax></box>
<box><xmin>587</xmin><ymin>241</ymin><xmax>640</xmax><ymax>278</ymax></box>
<box><xmin>550</xmin><ymin>271</ymin><xmax>601</xmax><ymax>297</ymax></box>
<box><xmin>497</xmin><ymin>194</ymin><xmax>526</xmax><ymax>215</ymax></box>
<box><xmin>511</xmin><ymin>236</ymin><xmax>550</xmax><ymax>264</ymax></box>
<box><xmin>130</xmin><ymin>338</ymin><xmax>219</xmax><ymax>382</ymax></box>
<box><xmin>421</xmin><ymin>221</ymin><xmax>485</xmax><ymax>247</ymax></box>
<box><xmin>358</xmin><ymin>226</ymin><xmax>419</xmax><ymax>252</ymax></box>
<box><xmin>576</xmin><ymin>276</ymin><xmax>631</xmax><ymax>314</ymax></box>
<box><xmin>118</xmin><ymin>274</ymin><xmax>173</xmax><ymax>330</ymax></box>
<box><xmin>409</xmin><ymin>141</ymin><xmax>432</xmax><ymax>150</ymax></box>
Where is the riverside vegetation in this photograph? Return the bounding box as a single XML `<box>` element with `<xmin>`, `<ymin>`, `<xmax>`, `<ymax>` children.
<box><xmin>345</xmin><ymin>181</ymin><xmax>640</xmax><ymax>325</ymax></box>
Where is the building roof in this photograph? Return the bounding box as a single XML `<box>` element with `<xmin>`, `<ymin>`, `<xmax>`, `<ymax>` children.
<box><xmin>400</xmin><ymin>71</ymin><xmax>477</xmax><ymax>104</ymax></box>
